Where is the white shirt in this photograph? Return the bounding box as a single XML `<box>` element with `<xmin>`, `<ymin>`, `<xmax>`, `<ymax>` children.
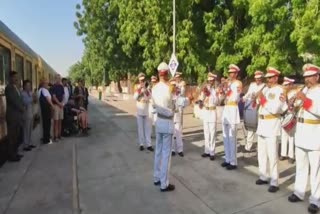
<box><xmin>152</xmin><ymin>81</ymin><xmax>174</xmax><ymax>134</ymax></box>
<box><xmin>133</xmin><ymin>84</ymin><xmax>151</xmax><ymax>116</ymax></box>
<box><xmin>295</xmin><ymin>86</ymin><xmax>320</xmax><ymax>150</ymax></box>
<box><xmin>222</xmin><ymin>80</ymin><xmax>242</xmax><ymax>124</ymax></box>
<box><xmin>256</xmin><ymin>85</ymin><xmax>287</xmax><ymax>137</ymax></box>
<box><xmin>63</xmin><ymin>86</ymin><xmax>70</xmax><ymax>105</ymax></box>
<box><xmin>199</xmin><ymin>85</ymin><xmax>219</xmax><ymax>123</ymax></box>
<box><xmin>38</xmin><ymin>88</ymin><xmax>51</xmax><ymax>99</ymax></box>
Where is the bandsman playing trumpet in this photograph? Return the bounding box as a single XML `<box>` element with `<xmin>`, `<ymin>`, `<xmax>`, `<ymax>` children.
<box><xmin>172</xmin><ymin>72</ymin><xmax>186</xmax><ymax>157</ymax></box>
<box><xmin>255</xmin><ymin>67</ymin><xmax>287</xmax><ymax>193</ymax></box>
<box><xmin>288</xmin><ymin>64</ymin><xmax>320</xmax><ymax>214</ymax></box>
<box><xmin>242</xmin><ymin>71</ymin><xmax>265</xmax><ymax>152</ymax></box>
<box><xmin>133</xmin><ymin>73</ymin><xmax>153</xmax><ymax>152</ymax></box>
<box><xmin>280</xmin><ymin>77</ymin><xmax>296</xmax><ymax>164</ymax></box>
<box><xmin>199</xmin><ymin>72</ymin><xmax>219</xmax><ymax>160</ymax></box>
<box><xmin>221</xmin><ymin>64</ymin><xmax>242</xmax><ymax>170</ymax></box>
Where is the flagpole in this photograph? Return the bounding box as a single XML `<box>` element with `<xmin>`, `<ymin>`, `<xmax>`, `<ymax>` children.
<box><xmin>173</xmin><ymin>0</ymin><xmax>176</xmax><ymax>55</ymax></box>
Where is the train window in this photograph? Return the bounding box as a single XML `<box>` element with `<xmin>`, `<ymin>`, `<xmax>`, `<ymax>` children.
<box><xmin>0</xmin><ymin>45</ymin><xmax>11</xmax><ymax>90</ymax></box>
<box><xmin>26</xmin><ymin>60</ymin><xmax>32</xmax><ymax>82</ymax></box>
<box><xmin>15</xmin><ymin>54</ymin><xmax>24</xmax><ymax>86</ymax></box>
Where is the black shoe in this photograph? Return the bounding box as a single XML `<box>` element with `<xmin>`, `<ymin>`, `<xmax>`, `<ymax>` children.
<box><xmin>172</xmin><ymin>151</ymin><xmax>176</xmax><ymax>156</ymax></box>
<box><xmin>201</xmin><ymin>153</ymin><xmax>210</xmax><ymax>158</ymax></box>
<box><xmin>17</xmin><ymin>154</ymin><xmax>23</xmax><ymax>158</ymax></box>
<box><xmin>28</xmin><ymin>145</ymin><xmax>36</xmax><ymax>149</ymax></box>
<box><xmin>268</xmin><ymin>186</ymin><xmax>279</xmax><ymax>193</ymax></box>
<box><xmin>23</xmin><ymin>147</ymin><xmax>31</xmax><ymax>151</ymax></box>
<box><xmin>288</xmin><ymin>194</ymin><xmax>302</xmax><ymax>203</ymax></box>
<box><xmin>210</xmin><ymin>156</ymin><xmax>215</xmax><ymax>161</ymax></box>
<box><xmin>226</xmin><ymin>165</ymin><xmax>237</xmax><ymax>170</ymax></box>
<box><xmin>221</xmin><ymin>162</ymin><xmax>230</xmax><ymax>167</ymax></box>
<box><xmin>279</xmin><ymin>156</ymin><xmax>287</xmax><ymax>161</ymax></box>
<box><xmin>8</xmin><ymin>156</ymin><xmax>21</xmax><ymax>162</ymax></box>
<box><xmin>161</xmin><ymin>184</ymin><xmax>175</xmax><ymax>192</ymax></box>
<box><xmin>288</xmin><ymin>158</ymin><xmax>295</xmax><ymax>164</ymax></box>
<box><xmin>178</xmin><ymin>152</ymin><xmax>184</xmax><ymax>157</ymax></box>
<box><xmin>147</xmin><ymin>146</ymin><xmax>154</xmax><ymax>152</ymax></box>
<box><xmin>154</xmin><ymin>181</ymin><xmax>161</xmax><ymax>186</ymax></box>
<box><xmin>256</xmin><ymin>179</ymin><xmax>269</xmax><ymax>185</ymax></box>
<box><xmin>308</xmin><ymin>204</ymin><xmax>319</xmax><ymax>214</ymax></box>
<box><xmin>139</xmin><ymin>146</ymin><xmax>144</xmax><ymax>151</ymax></box>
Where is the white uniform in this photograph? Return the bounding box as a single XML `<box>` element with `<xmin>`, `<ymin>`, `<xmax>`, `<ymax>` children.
<box><xmin>152</xmin><ymin>81</ymin><xmax>175</xmax><ymax>189</ymax></box>
<box><xmin>133</xmin><ymin>84</ymin><xmax>152</xmax><ymax>147</ymax></box>
<box><xmin>222</xmin><ymin>80</ymin><xmax>242</xmax><ymax>166</ymax></box>
<box><xmin>256</xmin><ymin>85</ymin><xmax>287</xmax><ymax>187</ymax></box>
<box><xmin>200</xmin><ymin>85</ymin><xmax>219</xmax><ymax>156</ymax></box>
<box><xmin>294</xmin><ymin>86</ymin><xmax>320</xmax><ymax>207</ymax></box>
<box><xmin>243</xmin><ymin>82</ymin><xmax>265</xmax><ymax>151</ymax></box>
<box><xmin>172</xmin><ymin>81</ymin><xmax>186</xmax><ymax>153</ymax></box>
<box><xmin>280</xmin><ymin>89</ymin><xmax>297</xmax><ymax>159</ymax></box>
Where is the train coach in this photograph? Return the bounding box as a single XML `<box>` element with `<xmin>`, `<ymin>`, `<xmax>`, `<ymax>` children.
<box><xmin>0</xmin><ymin>20</ymin><xmax>57</xmax><ymax>165</ymax></box>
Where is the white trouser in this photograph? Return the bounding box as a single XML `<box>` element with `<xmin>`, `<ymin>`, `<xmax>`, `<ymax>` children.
<box><xmin>203</xmin><ymin>122</ymin><xmax>216</xmax><ymax>156</ymax></box>
<box><xmin>257</xmin><ymin>136</ymin><xmax>279</xmax><ymax>186</ymax></box>
<box><xmin>294</xmin><ymin>147</ymin><xmax>320</xmax><ymax>207</ymax></box>
<box><xmin>154</xmin><ymin>133</ymin><xmax>173</xmax><ymax>189</ymax></box>
<box><xmin>137</xmin><ymin>115</ymin><xmax>151</xmax><ymax>147</ymax></box>
<box><xmin>222</xmin><ymin>123</ymin><xmax>237</xmax><ymax>165</ymax></box>
<box><xmin>245</xmin><ymin>130</ymin><xmax>255</xmax><ymax>151</ymax></box>
<box><xmin>281</xmin><ymin>128</ymin><xmax>294</xmax><ymax>159</ymax></box>
<box><xmin>172</xmin><ymin>122</ymin><xmax>183</xmax><ymax>153</ymax></box>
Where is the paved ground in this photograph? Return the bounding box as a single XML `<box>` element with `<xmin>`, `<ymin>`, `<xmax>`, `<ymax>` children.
<box><xmin>0</xmin><ymin>92</ymin><xmax>312</xmax><ymax>214</ymax></box>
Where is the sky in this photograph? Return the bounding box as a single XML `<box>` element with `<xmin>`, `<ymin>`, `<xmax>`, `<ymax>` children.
<box><xmin>0</xmin><ymin>0</ymin><xmax>84</xmax><ymax>76</ymax></box>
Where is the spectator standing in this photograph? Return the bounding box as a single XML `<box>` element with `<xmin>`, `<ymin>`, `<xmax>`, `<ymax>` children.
<box><xmin>74</xmin><ymin>79</ymin><xmax>85</xmax><ymax>107</ymax></box>
<box><xmin>51</xmin><ymin>75</ymin><xmax>65</xmax><ymax>141</ymax></box>
<box><xmin>38</xmin><ymin>78</ymin><xmax>54</xmax><ymax>144</ymax></box>
<box><xmin>21</xmin><ymin>80</ymin><xmax>36</xmax><ymax>151</ymax></box>
<box><xmin>5</xmin><ymin>71</ymin><xmax>24</xmax><ymax>161</ymax></box>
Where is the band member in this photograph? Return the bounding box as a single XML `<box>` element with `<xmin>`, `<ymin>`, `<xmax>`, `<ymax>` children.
<box><xmin>152</xmin><ymin>62</ymin><xmax>175</xmax><ymax>192</ymax></box>
<box><xmin>133</xmin><ymin>73</ymin><xmax>153</xmax><ymax>152</ymax></box>
<box><xmin>255</xmin><ymin>67</ymin><xmax>287</xmax><ymax>193</ymax></box>
<box><xmin>280</xmin><ymin>77</ymin><xmax>296</xmax><ymax>163</ymax></box>
<box><xmin>221</xmin><ymin>64</ymin><xmax>242</xmax><ymax>170</ymax></box>
<box><xmin>199</xmin><ymin>72</ymin><xmax>219</xmax><ymax>160</ymax></box>
<box><xmin>171</xmin><ymin>72</ymin><xmax>186</xmax><ymax>157</ymax></box>
<box><xmin>288</xmin><ymin>64</ymin><xmax>320</xmax><ymax>214</ymax></box>
<box><xmin>242</xmin><ymin>71</ymin><xmax>265</xmax><ymax>152</ymax></box>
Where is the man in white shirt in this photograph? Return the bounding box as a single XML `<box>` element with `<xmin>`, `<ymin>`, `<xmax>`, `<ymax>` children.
<box><xmin>255</xmin><ymin>67</ymin><xmax>287</xmax><ymax>193</ymax></box>
<box><xmin>288</xmin><ymin>64</ymin><xmax>320</xmax><ymax>214</ymax></box>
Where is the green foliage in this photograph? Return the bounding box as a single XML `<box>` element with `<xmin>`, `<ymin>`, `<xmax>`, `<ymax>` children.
<box><xmin>72</xmin><ymin>0</ymin><xmax>320</xmax><ymax>84</ymax></box>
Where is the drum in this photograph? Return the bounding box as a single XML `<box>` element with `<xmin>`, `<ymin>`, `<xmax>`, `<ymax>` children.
<box><xmin>243</xmin><ymin>107</ymin><xmax>258</xmax><ymax>131</ymax></box>
<box><xmin>281</xmin><ymin>113</ymin><xmax>297</xmax><ymax>133</ymax></box>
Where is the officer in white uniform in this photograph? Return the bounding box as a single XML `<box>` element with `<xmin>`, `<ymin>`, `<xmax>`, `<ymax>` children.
<box><xmin>242</xmin><ymin>71</ymin><xmax>265</xmax><ymax>152</ymax></box>
<box><xmin>255</xmin><ymin>67</ymin><xmax>287</xmax><ymax>193</ymax></box>
<box><xmin>280</xmin><ymin>77</ymin><xmax>296</xmax><ymax>163</ymax></box>
<box><xmin>221</xmin><ymin>64</ymin><xmax>242</xmax><ymax>170</ymax></box>
<box><xmin>199</xmin><ymin>72</ymin><xmax>219</xmax><ymax>160</ymax></box>
<box><xmin>288</xmin><ymin>64</ymin><xmax>320</xmax><ymax>214</ymax></box>
<box><xmin>171</xmin><ymin>72</ymin><xmax>186</xmax><ymax>157</ymax></box>
<box><xmin>133</xmin><ymin>73</ymin><xmax>153</xmax><ymax>152</ymax></box>
<box><xmin>152</xmin><ymin>62</ymin><xmax>175</xmax><ymax>192</ymax></box>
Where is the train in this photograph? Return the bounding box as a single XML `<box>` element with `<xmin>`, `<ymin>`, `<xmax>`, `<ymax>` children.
<box><xmin>0</xmin><ymin>20</ymin><xmax>58</xmax><ymax>164</ymax></box>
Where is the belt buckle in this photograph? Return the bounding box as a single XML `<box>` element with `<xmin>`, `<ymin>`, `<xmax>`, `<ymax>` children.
<box><xmin>259</xmin><ymin>115</ymin><xmax>264</xmax><ymax>119</ymax></box>
<box><xmin>298</xmin><ymin>118</ymin><xmax>304</xmax><ymax>123</ymax></box>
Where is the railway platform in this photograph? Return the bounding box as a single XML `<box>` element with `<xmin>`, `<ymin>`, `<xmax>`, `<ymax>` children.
<box><xmin>0</xmin><ymin>95</ymin><xmax>309</xmax><ymax>214</ymax></box>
